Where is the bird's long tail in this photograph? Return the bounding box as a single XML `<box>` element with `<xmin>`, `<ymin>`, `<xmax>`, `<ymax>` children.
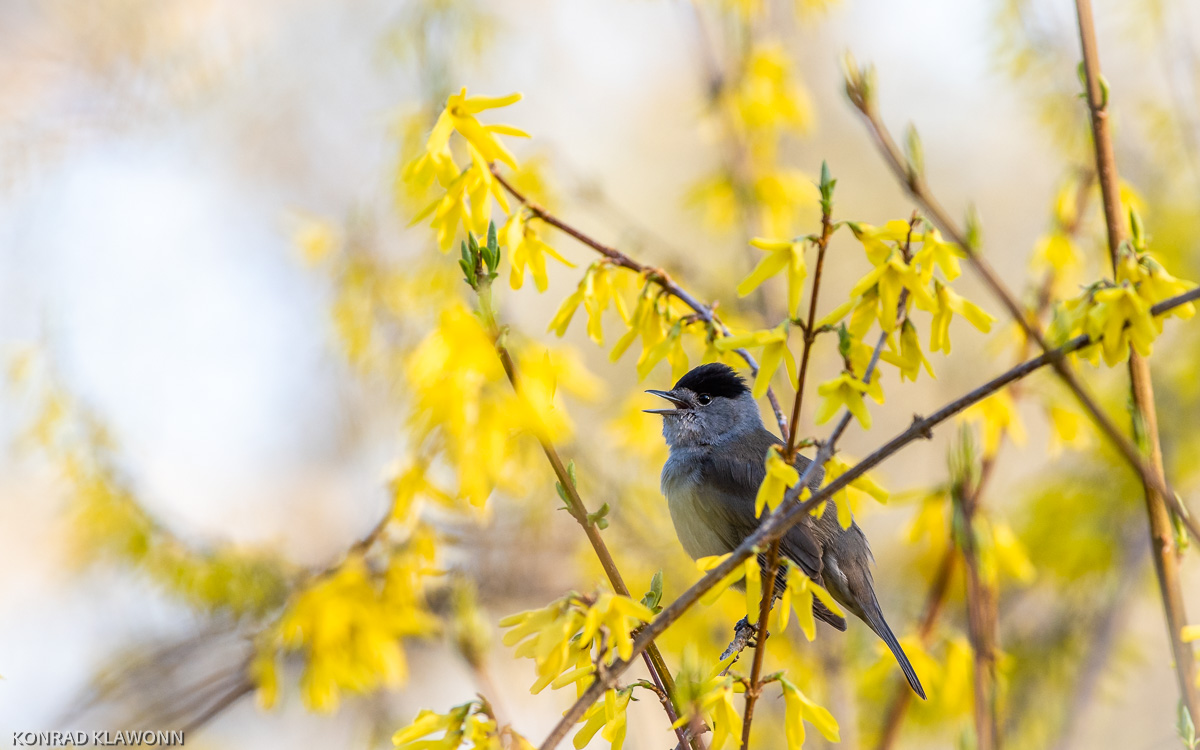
<box><xmin>864</xmin><ymin>598</ymin><xmax>926</xmax><ymax>700</ymax></box>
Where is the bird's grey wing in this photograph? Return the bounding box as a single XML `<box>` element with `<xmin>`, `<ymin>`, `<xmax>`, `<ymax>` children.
<box><xmin>695</xmin><ymin>430</ymin><xmax>826</xmax><ymax>585</ymax></box>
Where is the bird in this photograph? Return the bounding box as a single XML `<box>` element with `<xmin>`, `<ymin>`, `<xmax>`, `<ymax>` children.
<box><xmin>645</xmin><ymin>362</ymin><xmax>926</xmax><ymax>699</ymax></box>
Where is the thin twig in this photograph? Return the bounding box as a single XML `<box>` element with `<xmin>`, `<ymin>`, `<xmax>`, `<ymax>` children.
<box><xmin>534</xmin><ymin>286</ymin><xmax>1200</xmax><ymax>750</ymax></box>
<box><xmin>1073</xmin><ymin>0</ymin><xmax>1199</xmax><ymax>720</ymax></box>
<box><xmin>955</xmin><ymin>459</ymin><xmax>1000</xmax><ymax>750</ymax></box>
<box><xmin>490</xmin><ymin>165</ymin><xmax>790</xmax><ymax>436</ymax></box>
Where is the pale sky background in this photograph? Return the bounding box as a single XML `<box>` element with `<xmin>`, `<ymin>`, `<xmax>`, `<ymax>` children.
<box><xmin>0</xmin><ymin>0</ymin><xmax>1195</xmax><ymax>747</ymax></box>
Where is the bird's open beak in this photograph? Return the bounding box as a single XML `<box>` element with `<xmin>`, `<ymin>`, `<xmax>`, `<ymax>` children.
<box><xmin>643</xmin><ymin>389</ymin><xmax>690</xmax><ymax>414</ymax></box>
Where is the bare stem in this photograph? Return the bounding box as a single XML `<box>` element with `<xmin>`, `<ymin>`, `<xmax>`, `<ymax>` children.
<box><xmin>490</xmin><ymin>164</ymin><xmax>789</xmax><ymax>436</ymax></box>
<box><xmin>1073</xmin><ymin>0</ymin><xmax>1199</xmax><ymax>720</ymax></box>
<box><xmin>955</xmin><ymin>458</ymin><xmax>1001</xmax><ymax>750</ymax></box>
<box><xmin>534</xmin><ymin>286</ymin><xmax>1200</xmax><ymax>750</ymax></box>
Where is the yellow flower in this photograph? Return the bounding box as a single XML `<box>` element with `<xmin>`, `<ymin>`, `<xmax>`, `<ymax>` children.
<box><xmin>780</xmin><ymin>677</ymin><xmax>840</xmax><ymax>748</ymax></box>
<box><xmin>1085</xmin><ymin>283</ymin><xmax>1157</xmax><ymax>365</ymax></box>
<box><xmin>961</xmin><ymin>389</ymin><xmax>1025</xmax><ymax>456</ymax></box>
<box><xmin>880</xmin><ymin>319</ymin><xmax>934</xmax><ymax>382</ymax></box>
<box><xmin>848</xmin><ymin>220</ymin><xmax>921</xmax><ymax>265</ymax></box>
<box><xmin>821</xmin><ymin>456</ymin><xmax>888</xmax><ymax>529</ymax></box>
<box><xmin>815</xmin><ymin>372</ymin><xmax>873</xmax><ymax>429</ymax></box>
<box><xmin>1030</xmin><ymin>231</ymin><xmax>1081</xmax><ymax>275</ymax></box>
<box><xmin>755</xmin><ymin>446</ymin><xmax>800</xmax><ymax>516</ymax></box>
<box><xmin>714</xmin><ymin>321</ymin><xmax>797</xmax><ymax>399</ymax></box>
<box><xmin>439</xmin><ymin>88</ymin><xmax>529</xmax><ymax>170</ymax></box>
<box><xmin>574</xmin><ymin>687</ymin><xmax>633</xmax><ymax>750</ymax></box>
<box><xmin>738</xmin><ymin>237</ymin><xmax>808</xmax><ymax>315</ymax></box>
<box><xmin>929</xmin><ymin>279</ymin><xmax>995</xmax><ymax>354</ymax></box>
<box><xmin>503</xmin><ymin>212</ymin><xmax>573</xmax><ymax>292</ymax></box>
<box><xmin>913</xmin><ymin>227</ymin><xmax>963</xmax><ymax>282</ymax></box>
<box><xmin>849</xmin><ymin>250</ymin><xmax>935</xmax><ymax>332</ymax></box>
<box><xmin>292</xmin><ymin>214</ymin><xmax>340</xmax><ymax>265</ymax></box>
<box><xmin>409</xmin><ymin>170</ymin><xmax>472</xmax><ymax>252</ymax></box>
<box><xmin>779</xmin><ymin>561</ymin><xmax>843</xmax><ymax>640</ymax></box>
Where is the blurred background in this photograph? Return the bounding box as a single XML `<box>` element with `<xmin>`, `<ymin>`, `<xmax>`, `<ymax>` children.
<box><xmin>2</xmin><ymin>0</ymin><xmax>1199</xmax><ymax>748</ymax></box>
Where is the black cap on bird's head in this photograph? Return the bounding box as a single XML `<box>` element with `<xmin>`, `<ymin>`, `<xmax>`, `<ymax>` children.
<box><xmin>643</xmin><ymin>364</ymin><xmax>759</xmax><ymax>446</ymax></box>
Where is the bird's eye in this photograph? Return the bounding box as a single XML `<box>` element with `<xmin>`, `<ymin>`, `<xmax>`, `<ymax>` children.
<box><xmin>697</xmin><ymin>394</ymin><xmax>712</xmax><ymax>406</ymax></box>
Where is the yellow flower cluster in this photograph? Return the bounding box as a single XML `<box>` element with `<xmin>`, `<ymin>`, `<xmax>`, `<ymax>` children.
<box><xmin>809</xmin><ymin>219</ymin><xmax>994</xmax><ymax>427</ymax></box>
<box><xmin>402</xmin><ymin>88</ymin><xmax>574</xmax><ymax>292</ymax></box>
<box><xmin>392</xmin><ymin>700</ymin><xmax>535</xmax><ymax>750</ymax></box>
<box><xmin>405</xmin><ymin>302</ymin><xmax>598</xmax><ymax>505</ymax></box>
<box><xmin>499</xmin><ymin>591</ymin><xmax>656</xmax><ymax>695</ymax></box>
<box><xmin>671</xmin><ymin>651</ymin><xmax>745</xmax><ymax>750</ymax></box>
<box><xmin>1048</xmin><ymin>247</ymin><xmax>1195</xmax><ymax>366</ymax></box>
<box><xmin>256</xmin><ymin>547</ymin><xmax>439</xmax><ymax>712</ymax></box>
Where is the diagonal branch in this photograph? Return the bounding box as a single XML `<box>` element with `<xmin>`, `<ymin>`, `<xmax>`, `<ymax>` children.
<box><xmin>534</xmin><ymin>285</ymin><xmax>1200</xmax><ymax>750</ymax></box>
<box><xmin>490</xmin><ymin>165</ymin><xmax>790</xmax><ymax>436</ymax></box>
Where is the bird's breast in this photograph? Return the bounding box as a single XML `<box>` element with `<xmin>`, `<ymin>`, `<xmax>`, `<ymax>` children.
<box><xmin>662</xmin><ymin>451</ymin><xmax>731</xmax><ymax>560</ymax></box>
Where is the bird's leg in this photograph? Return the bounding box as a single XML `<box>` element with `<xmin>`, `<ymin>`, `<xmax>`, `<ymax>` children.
<box><xmin>719</xmin><ymin>616</ymin><xmax>761</xmax><ymax>666</ymax></box>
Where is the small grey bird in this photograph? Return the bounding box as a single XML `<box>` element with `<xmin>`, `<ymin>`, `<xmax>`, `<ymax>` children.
<box><xmin>646</xmin><ymin>362</ymin><xmax>925</xmax><ymax>699</ymax></box>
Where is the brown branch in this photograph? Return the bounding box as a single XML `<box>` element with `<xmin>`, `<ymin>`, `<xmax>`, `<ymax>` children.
<box><xmin>476</xmin><ymin>278</ymin><xmax>697</xmax><ymax>750</ymax></box>
<box><xmin>490</xmin><ymin>164</ymin><xmax>790</xmax><ymax>436</ymax></box>
<box><xmin>534</xmin><ymin>285</ymin><xmax>1200</xmax><ymax>750</ymax></box>
<box><xmin>846</xmin><ymin>72</ymin><xmax>1200</xmax><ymax>551</ymax></box>
<box><xmin>1074</xmin><ymin>0</ymin><xmax>1200</xmax><ymax>722</ymax></box>
<box><xmin>955</xmin><ymin>458</ymin><xmax>1001</xmax><ymax>750</ymax></box>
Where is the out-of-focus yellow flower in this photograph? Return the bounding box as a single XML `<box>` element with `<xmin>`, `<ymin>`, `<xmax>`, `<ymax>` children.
<box><xmin>1181</xmin><ymin>625</ymin><xmax>1200</xmax><ymax>643</ymax></box>
<box><xmin>1045</xmin><ymin>402</ymin><xmax>1089</xmax><ymax>455</ymax></box>
<box><xmin>292</xmin><ymin>214</ymin><xmax>341</xmax><ymax>266</ymax></box>
<box><xmin>640</xmin><ymin>319</ymin><xmax>695</xmax><ymax>381</ymax></box>
<box><xmin>1084</xmin><ymin>283</ymin><xmax>1156</xmax><ymax>365</ymax></box>
<box><xmin>780</xmin><ymin>676</ymin><xmax>840</xmax><ymax>748</ymax></box>
<box><xmin>714</xmin><ymin>322</ymin><xmax>797</xmax><ymax>399</ymax></box>
<box><xmin>961</xmin><ymin>389</ymin><xmax>1025</xmax><ymax>457</ymax></box>
<box><xmin>574</xmin><ymin>687</ymin><xmax>633</xmax><ymax>750</ymax></box>
<box><xmin>673</xmin><ymin>651</ymin><xmax>745</xmax><ymax>750</ymax></box>
<box><xmin>929</xmin><ymin>279</ymin><xmax>994</xmax><ymax>354</ymax></box>
<box><xmin>978</xmin><ymin>519</ymin><xmax>1036</xmax><ymax>586</ymax></box>
<box><xmin>729</xmin><ymin>45</ymin><xmax>813</xmax><ymax>138</ymax></box>
<box><xmin>738</xmin><ymin>237</ymin><xmax>808</xmax><ymax>316</ymax></box>
<box><xmin>1030</xmin><ymin>231</ymin><xmax>1081</xmax><ymax>275</ymax></box>
<box><xmin>912</xmin><ymin>227</ymin><xmax>964</xmax><ymax>283</ymax></box>
<box><xmin>502</xmin><ymin>212</ymin><xmax>573</xmax><ymax>292</ymax></box>
<box><xmin>548</xmin><ymin>262</ymin><xmax>635</xmax><ymax>344</ymax></box>
<box><xmin>271</xmin><ymin>551</ymin><xmax>438</xmax><ymax>712</ymax></box>
<box><xmin>815</xmin><ymin>371</ymin><xmax>873</xmax><ymax>429</ymax></box>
